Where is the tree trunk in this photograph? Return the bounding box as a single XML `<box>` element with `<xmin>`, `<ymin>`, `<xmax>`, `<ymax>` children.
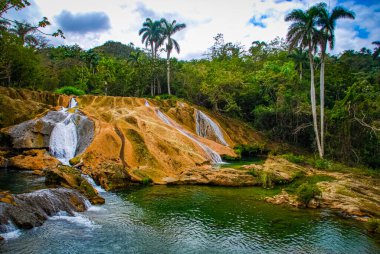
<box><xmin>309</xmin><ymin>51</ymin><xmax>323</xmax><ymax>158</ymax></box>
<box><xmin>300</xmin><ymin>63</ymin><xmax>303</xmax><ymax>82</ymax></box>
<box><xmin>167</xmin><ymin>50</ymin><xmax>171</xmax><ymax>95</ymax></box>
<box><xmin>151</xmin><ymin>44</ymin><xmax>154</xmax><ymax>96</ymax></box>
<box><xmin>320</xmin><ymin>57</ymin><xmax>325</xmax><ymax>157</ymax></box>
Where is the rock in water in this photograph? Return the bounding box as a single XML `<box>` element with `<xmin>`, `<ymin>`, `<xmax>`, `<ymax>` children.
<box><xmin>0</xmin><ymin>188</ymin><xmax>89</xmax><ymax>230</ymax></box>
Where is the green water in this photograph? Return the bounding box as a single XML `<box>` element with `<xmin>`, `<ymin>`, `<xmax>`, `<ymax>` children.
<box><xmin>1</xmin><ymin>184</ymin><xmax>379</xmax><ymax>253</ymax></box>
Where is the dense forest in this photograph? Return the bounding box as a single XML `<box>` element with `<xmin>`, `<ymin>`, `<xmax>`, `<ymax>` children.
<box><xmin>0</xmin><ymin>1</ymin><xmax>379</xmax><ymax>168</ymax></box>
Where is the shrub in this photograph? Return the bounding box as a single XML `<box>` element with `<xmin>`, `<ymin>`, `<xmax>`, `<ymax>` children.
<box><xmin>282</xmin><ymin>153</ymin><xmax>305</xmax><ymax>164</ymax></box>
<box><xmin>296</xmin><ymin>182</ymin><xmax>321</xmax><ymax>204</ymax></box>
<box><xmin>55</xmin><ymin>86</ymin><xmax>85</xmax><ymax>96</ymax></box>
<box><xmin>141</xmin><ymin>177</ymin><xmax>153</xmax><ymax>185</ymax></box>
<box><xmin>366</xmin><ymin>218</ymin><xmax>380</xmax><ymax>234</ymax></box>
<box><xmin>314</xmin><ymin>159</ymin><xmax>330</xmax><ymax>169</ymax></box>
<box><xmin>234</xmin><ymin>143</ymin><xmax>269</xmax><ymax>158</ymax></box>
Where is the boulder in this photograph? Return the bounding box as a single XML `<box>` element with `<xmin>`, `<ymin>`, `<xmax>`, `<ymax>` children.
<box><xmin>167</xmin><ymin>166</ymin><xmax>258</xmax><ymax>186</ymax></box>
<box><xmin>8</xmin><ymin>149</ymin><xmax>60</xmax><ymax>171</ymax></box>
<box><xmin>0</xmin><ymin>188</ymin><xmax>89</xmax><ymax>230</ymax></box>
<box><xmin>45</xmin><ymin>165</ymin><xmax>105</xmax><ymax>205</ymax></box>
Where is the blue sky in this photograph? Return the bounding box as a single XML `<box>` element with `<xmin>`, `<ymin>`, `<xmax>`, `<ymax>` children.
<box><xmin>5</xmin><ymin>0</ymin><xmax>380</xmax><ymax>59</ymax></box>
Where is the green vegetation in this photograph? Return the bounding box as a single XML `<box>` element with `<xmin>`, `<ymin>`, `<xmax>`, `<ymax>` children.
<box><xmin>55</xmin><ymin>86</ymin><xmax>85</xmax><ymax>96</ymax></box>
<box><xmin>282</xmin><ymin>153</ymin><xmax>305</xmax><ymax>164</ymax></box>
<box><xmin>141</xmin><ymin>177</ymin><xmax>153</xmax><ymax>185</ymax></box>
<box><xmin>366</xmin><ymin>218</ymin><xmax>380</xmax><ymax>234</ymax></box>
<box><xmin>296</xmin><ymin>183</ymin><xmax>321</xmax><ymax>205</ymax></box>
<box><xmin>0</xmin><ymin>2</ymin><xmax>379</xmax><ymax>170</ymax></box>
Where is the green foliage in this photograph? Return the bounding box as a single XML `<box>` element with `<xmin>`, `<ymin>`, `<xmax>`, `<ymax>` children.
<box><xmin>141</xmin><ymin>177</ymin><xmax>153</xmax><ymax>185</ymax></box>
<box><xmin>282</xmin><ymin>153</ymin><xmax>305</xmax><ymax>164</ymax></box>
<box><xmin>366</xmin><ymin>218</ymin><xmax>380</xmax><ymax>234</ymax></box>
<box><xmin>314</xmin><ymin>158</ymin><xmax>330</xmax><ymax>169</ymax></box>
<box><xmin>296</xmin><ymin>183</ymin><xmax>321</xmax><ymax>205</ymax></box>
<box><xmin>55</xmin><ymin>86</ymin><xmax>85</xmax><ymax>96</ymax></box>
<box><xmin>234</xmin><ymin>143</ymin><xmax>269</xmax><ymax>159</ymax></box>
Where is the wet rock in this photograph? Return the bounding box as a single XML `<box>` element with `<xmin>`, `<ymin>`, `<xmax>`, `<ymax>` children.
<box><xmin>170</xmin><ymin>167</ymin><xmax>258</xmax><ymax>186</ymax></box>
<box><xmin>45</xmin><ymin>165</ymin><xmax>104</xmax><ymax>205</ymax></box>
<box><xmin>8</xmin><ymin>149</ymin><xmax>59</xmax><ymax>171</ymax></box>
<box><xmin>265</xmin><ymin>190</ymin><xmax>303</xmax><ymax>207</ymax></box>
<box><xmin>0</xmin><ymin>188</ymin><xmax>89</xmax><ymax>230</ymax></box>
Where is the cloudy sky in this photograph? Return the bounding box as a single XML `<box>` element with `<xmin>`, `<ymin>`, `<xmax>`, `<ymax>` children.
<box><xmin>6</xmin><ymin>0</ymin><xmax>380</xmax><ymax>59</ymax></box>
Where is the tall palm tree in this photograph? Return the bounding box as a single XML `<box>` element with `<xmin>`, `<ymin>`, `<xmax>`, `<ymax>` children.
<box><xmin>287</xmin><ymin>47</ymin><xmax>308</xmax><ymax>81</ymax></box>
<box><xmin>9</xmin><ymin>21</ymin><xmax>38</xmax><ymax>46</ymax></box>
<box><xmin>285</xmin><ymin>6</ymin><xmax>323</xmax><ymax>157</ymax></box>
<box><xmin>316</xmin><ymin>3</ymin><xmax>355</xmax><ymax>157</ymax></box>
<box><xmin>139</xmin><ymin>18</ymin><xmax>164</xmax><ymax>96</ymax></box>
<box><xmin>161</xmin><ymin>18</ymin><xmax>186</xmax><ymax>95</ymax></box>
<box><xmin>373</xmin><ymin>41</ymin><xmax>380</xmax><ymax>59</ymax></box>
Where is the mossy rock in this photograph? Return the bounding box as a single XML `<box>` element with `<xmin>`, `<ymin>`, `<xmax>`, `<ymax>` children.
<box><xmin>69</xmin><ymin>156</ymin><xmax>81</xmax><ymax>166</ymax></box>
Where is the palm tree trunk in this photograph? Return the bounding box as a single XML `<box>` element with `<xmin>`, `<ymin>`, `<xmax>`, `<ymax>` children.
<box><xmin>320</xmin><ymin>57</ymin><xmax>325</xmax><ymax>158</ymax></box>
<box><xmin>167</xmin><ymin>51</ymin><xmax>171</xmax><ymax>95</ymax></box>
<box><xmin>309</xmin><ymin>51</ymin><xmax>323</xmax><ymax>158</ymax></box>
<box><xmin>151</xmin><ymin>44</ymin><xmax>154</xmax><ymax>96</ymax></box>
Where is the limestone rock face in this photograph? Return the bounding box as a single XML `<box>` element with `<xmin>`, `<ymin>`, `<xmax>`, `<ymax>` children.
<box><xmin>3</xmin><ymin>110</ymin><xmax>94</xmax><ymax>154</ymax></box>
<box><xmin>0</xmin><ymin>188</ymin><xmax>89</xmax><ymax>230</ymax></box>
<box><xmin>0</xmin><ymin>87</ymin><xmax>70</xmax><ymax>128</ymax></box>
<box><xmin>164</xmin><ymin>166</ymin><xmax>259</xmax><ymax>186</ymax></box>
<box><xmin>8</xmin><ymin>149</ymin><xmax>59</xmax><ymax>171</ymax></box>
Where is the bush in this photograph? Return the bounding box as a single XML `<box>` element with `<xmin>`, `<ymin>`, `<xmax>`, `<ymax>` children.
<box><xmin>55</xmin><ymin>86</ymin><xmax>85</xmax><ymax>96</ymax></box>
<box><xmin>234</xmin><ymin>143</ymin><xmax>269</xmax><ymax>158</ymax></box>
<box><xmin>141</xmin><ymin>177</ymin><xmax>153</xmax><ymax>185</ymax></box>
<box><xmin>314</xmin><ymin>159</ymin><xmax>330</xmax><ymax>169</ymax></box>
<box><xmin>366</xmin><ymin>218</ymin><xmax>380</xmax><ymax>234</ymax></box>
<box><xmin>282</xmin><ymin>153</ymin><xmax>305</xmax><ymax>164</ymax></box>
<box><xmin>296</xmin><ymin>182</ymin><xmax>321</xmax><ymax>204</ymax></box>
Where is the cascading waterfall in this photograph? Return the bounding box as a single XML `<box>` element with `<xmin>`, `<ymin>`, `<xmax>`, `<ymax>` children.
<box><xmin>145</xmin><ymin>100</ymin><xmax>150</xmax><ymax>107</ymax></box>
<box><xmin>81</xmin><ymin>174</ymin><xmax>106</xmax><ymax>193</ymax></box>
<box><xmin>156</xmin><ymin>109</ymin><xmax>222</xmax><ymax>163</ymax></box>
<box><xmin>195</xmin><ymin>110</ymin><xmax>228</xmax><ymax>146</ymax></box>
<box><xmin>69</xmin><ymin>97</ymin><xmax>78</xmax><ymax>108</ymax></box>
<box><xmin>49</xmin><ymin>98</ymin><xmax>79</xmax><ymax>165</ymax></box>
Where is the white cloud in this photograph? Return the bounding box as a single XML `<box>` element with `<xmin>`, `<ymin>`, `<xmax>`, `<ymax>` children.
<box><xmin>5</xmin><ymin>0</ymin><xmax>379</xmax><ymax>59</ymax></box>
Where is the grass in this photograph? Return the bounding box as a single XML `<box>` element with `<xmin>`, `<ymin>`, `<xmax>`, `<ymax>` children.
<box><xmin>219</xmin><ymin>157</ymin><xmax>266</xmax><ymax>169</ymax></box>
<box><xmin>285</xmin><ymin>174</ymin><xmax>335</xmax><ymax>194</ymax></box>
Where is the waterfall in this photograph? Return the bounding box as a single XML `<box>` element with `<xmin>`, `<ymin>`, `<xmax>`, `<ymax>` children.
<box><xmin>195</xmin><ymin>110</ymin><xmax>228</xmax><ymax>146</ymax></box>
<box><xmin>82</xmin><ymin>174</ymin><xmax>106</xmax><ymax>193</ymax></box>
<box><xmin>156</xmin><ymin>109</ymin><xmax>222</xmax><ymax>163</ymax></box>
<box><xmin>145</xmin><ymin>100</ymin><xmax>150</xmax><ymax>107</ymax></box>
<box><xmin>69</xmin><ymin>97</ymin><xmax>78</xmax><ymax>108</ymax></box>
<box><xmin>49</xmin><ymin>98</ymin><xmax>79</xmax><ymax>165</ymax></box>
<box><xmin>49</xmin><ymin>114</ymin><xmax>78</xmax><ymax>165</ymax></box>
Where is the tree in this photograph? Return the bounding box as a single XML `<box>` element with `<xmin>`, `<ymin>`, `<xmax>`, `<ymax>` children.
<box><xmin>316</xmin><ymin>2</ymin><xmax>355</xmax><ymax>157</ymax></box>
<box><xmin>9</xmin><ymin>21</ymin><xmax>38</xmax><ymax>46</ymax></box>
<box><xmin>373</xmin><ymin>41</ymin><xmax>380</xmax><ymax>59</ymax></box>
<box><xmin>288</xmin><ymin>47</ymin><xmax>308</xmax><ymax>81</ymax></box>
<box><xmin>139</xmin><ymin>18</ymin><xmax>164</xmax><ymax>96</ymax></box>
<box><xmin>161</xmin><ymin>18</ymin><xmax>186</xmax><ymax>95</ymax></box>
<box><xmin>285</xmin><ymin>6</ymin><xmax>323</xmax><ymax>157</ymax></box>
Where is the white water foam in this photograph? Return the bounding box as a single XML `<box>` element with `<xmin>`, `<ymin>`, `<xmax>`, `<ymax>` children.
<box><xmin>82</xmin><ymin>174</ymin><xmax>106</xmax><ymax>193</ymax></box>
<box><xmin>196</xmin><ymin>110</ymin><xmax>228</xmax><ymax>146</ymax></box>
<box><xmin>49</xmin><ymin>114</ymin><xmax>78</xmax><ymax>165</ymax></box>
<box><xmin>49</xmin><ymin>211</ymin><xmax>99</xmax><ymax>229</ymax></box>
<box><xmin>145</xmin><ymin>100</ymin><xmax>150</xmax><ymax>107</ymax></box>
<box><xmin>0</xmin><ymin>222</ymin><xmax>22</xmax><ymax>240</ymax></box>
<box><xmin>156</xmin><ymin>109</ymin><xmax>222</xmax><ymax>163</ymax></box>
<box><xmin>69</xmin><ymin>97</ymin><xmax>78</xmax><ymax>108</ymax></box>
